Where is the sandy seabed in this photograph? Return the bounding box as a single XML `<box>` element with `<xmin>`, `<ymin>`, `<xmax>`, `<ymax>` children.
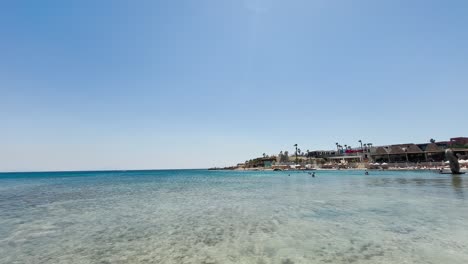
<box><xmin>1</xmin><ymin>170</ymin><xmax>468</xmax><ymax>264</ymax></box>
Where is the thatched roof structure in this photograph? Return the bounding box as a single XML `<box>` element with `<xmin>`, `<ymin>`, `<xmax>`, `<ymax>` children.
<box><xmin>372</xmin><ymin>144</ymin><xmax>424</xmax><ymax>155</ymax></box>
<box><xmin>387</xmin><ymin>144</ymin><xmax>423</xmax><ymax>154</ymax></box>
<box><xmin>374</xmin><ymin>147</ymin><xmax>389</xmax><ymax>155</ymax></box>
<box><xmin>425</xmin><ymin>143</ymin><xmax>444</xmax><ymax>153</ymax></box>
<box><xmin>406</xmin><ymin>144</ymin><xmax>424</xmax><ymax>153</ymax></box>
<box><xmin>388</xmin><ymin>145</ymin><xmax>405</xmax><ymax>154</ymax></box>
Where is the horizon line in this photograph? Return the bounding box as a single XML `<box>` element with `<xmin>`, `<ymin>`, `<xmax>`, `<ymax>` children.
<box><xmin>0</xmin><ymin>168</ymin><xmax>210</xmax><ymax>174</ymax></box>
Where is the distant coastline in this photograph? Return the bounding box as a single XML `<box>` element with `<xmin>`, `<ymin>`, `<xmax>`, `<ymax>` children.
<box><xmin>213</xmin><ymin>136</ymin><xmax>468</xmax><ymax>172</ymax></box>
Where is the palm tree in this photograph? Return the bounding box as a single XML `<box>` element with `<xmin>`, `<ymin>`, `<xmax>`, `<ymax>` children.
<box><xmin>263</xmin><ymin>153</ymin><xmax>266</xmax><ymax>158</ymax></box>
<box><xmin>358</xmin><ymin>140</ymin><xmax>363</xmax><ymax>151</ymax></box>
<box><xmin>294</xmin><ymin>144</ymin><xmax>298</xmax><ymax>164</ymax></box>
<box><xmin>430</xmin><ymin>138</ymin><xmax>436</xmax><ymax>143</ymax></box>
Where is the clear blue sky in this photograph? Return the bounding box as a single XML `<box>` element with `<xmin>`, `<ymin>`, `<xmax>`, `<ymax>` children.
<box><xmin>1</xmin><ymin>0</ymin><xmax>467</xmax><ymax>171</ymax></box>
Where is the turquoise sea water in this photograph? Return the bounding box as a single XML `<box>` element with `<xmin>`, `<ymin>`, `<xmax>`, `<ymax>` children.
<box><xmin>1</xmin><ymin>170</ymin><xmax>467</xmax><ymax>264</ymax></box>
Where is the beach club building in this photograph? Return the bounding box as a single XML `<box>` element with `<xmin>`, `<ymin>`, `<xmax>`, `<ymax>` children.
<box><xmin>369</xmin><ymin>137</ymin><xmax>468</xmax><ymax>163</ymax></box>
<box><xmin>237</xmin><ymin>136</ymin><xmax>468</xmax><ymax>170</ymax></box>
<box><xmin>302</xmin><ymin>137</ymin><xmax>468</xmax><ymax>167</ymax></box>
<box><xmin>325</xmin><ymin>155</ymin><xmax>363</xmax><ymax>164</ymax></box>
<box><xmin>371</xmin><ymin>144</ymin><xmax>425</xmax><ymax>163</ymax></box>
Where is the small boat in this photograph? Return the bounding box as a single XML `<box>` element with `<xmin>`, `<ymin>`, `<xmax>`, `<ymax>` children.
<box><xmin>439</xmin><ymin>171</ymin><xmax>466</xmax><ymax>175</ymax></box>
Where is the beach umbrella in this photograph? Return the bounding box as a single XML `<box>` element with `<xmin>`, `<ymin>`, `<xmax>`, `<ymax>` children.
<box><xmin>373</xmin><ymin>163</ymin><xmax>380</xmax><ymax>166</ymax></box>
<box><xmin>444</xmin><ymin>161</ymin><xmax>450</xmax><ymax>164</ymax></box>
<box><xmin>382</xmin><ymin>163</ymin><xmax>388</xmax><ymax>166</ymax></box>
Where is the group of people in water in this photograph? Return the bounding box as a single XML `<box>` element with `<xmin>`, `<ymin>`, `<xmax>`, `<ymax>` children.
<box><xmin>288</xmin><ymin>172</ymin><xmax>315</xmax><ymax>177</ymax></box>
<box><xmin>288</xmin><ymin>171</ymin><xmax>371</xmax><ymax>177</ymax></box>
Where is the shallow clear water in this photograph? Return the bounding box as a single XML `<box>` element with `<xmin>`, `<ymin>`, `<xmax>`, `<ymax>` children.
<box><xmin>1</xmin><ymin>170</ymin><xmax>468</xmax><ymax>264</ymax></box>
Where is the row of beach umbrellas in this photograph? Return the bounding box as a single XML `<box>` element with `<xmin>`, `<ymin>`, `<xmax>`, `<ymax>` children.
<box><xmin>370</xmin><ymin>161</ymin><xmax>468</xmax><ymax>165</ymax></box>
<box><xmin>444</xmin><ymin>160</ymin><xmax>468</xmax><ymax>164</ymax></box>
<box><xmin>371</xmin><ymin>163</ymin><xmax>388</xmax><ymax>166</ymax></box>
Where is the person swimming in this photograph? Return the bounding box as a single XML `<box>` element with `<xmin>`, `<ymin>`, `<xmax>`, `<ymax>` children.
<box><xmin>365</xmin><ymin>171</ymin><xmax>369</xmax><ymax>175</ymax></box>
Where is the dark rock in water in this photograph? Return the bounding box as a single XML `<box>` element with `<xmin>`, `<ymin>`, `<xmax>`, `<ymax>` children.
<box><xmin>281</xmin><ymin>259</ymin><xmax>295</xmax><ymax>264</ymax></box>
<box><xmin>445</xmin><ymin>149</ymin><xmax>461</xmax><ymax>174</ymax></box>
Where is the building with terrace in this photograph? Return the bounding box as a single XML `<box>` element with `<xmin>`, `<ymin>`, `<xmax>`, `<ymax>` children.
<box><xmin>370</xmin><ymin>137</ymin><xmax>468</xmax><ymax>163</ymax></box>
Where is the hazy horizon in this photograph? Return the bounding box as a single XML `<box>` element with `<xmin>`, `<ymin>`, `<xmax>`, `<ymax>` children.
<box><xmin>2</xmin><ymin>0</ymin><xmax>468</xmax><ymax>171</ymax></box>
